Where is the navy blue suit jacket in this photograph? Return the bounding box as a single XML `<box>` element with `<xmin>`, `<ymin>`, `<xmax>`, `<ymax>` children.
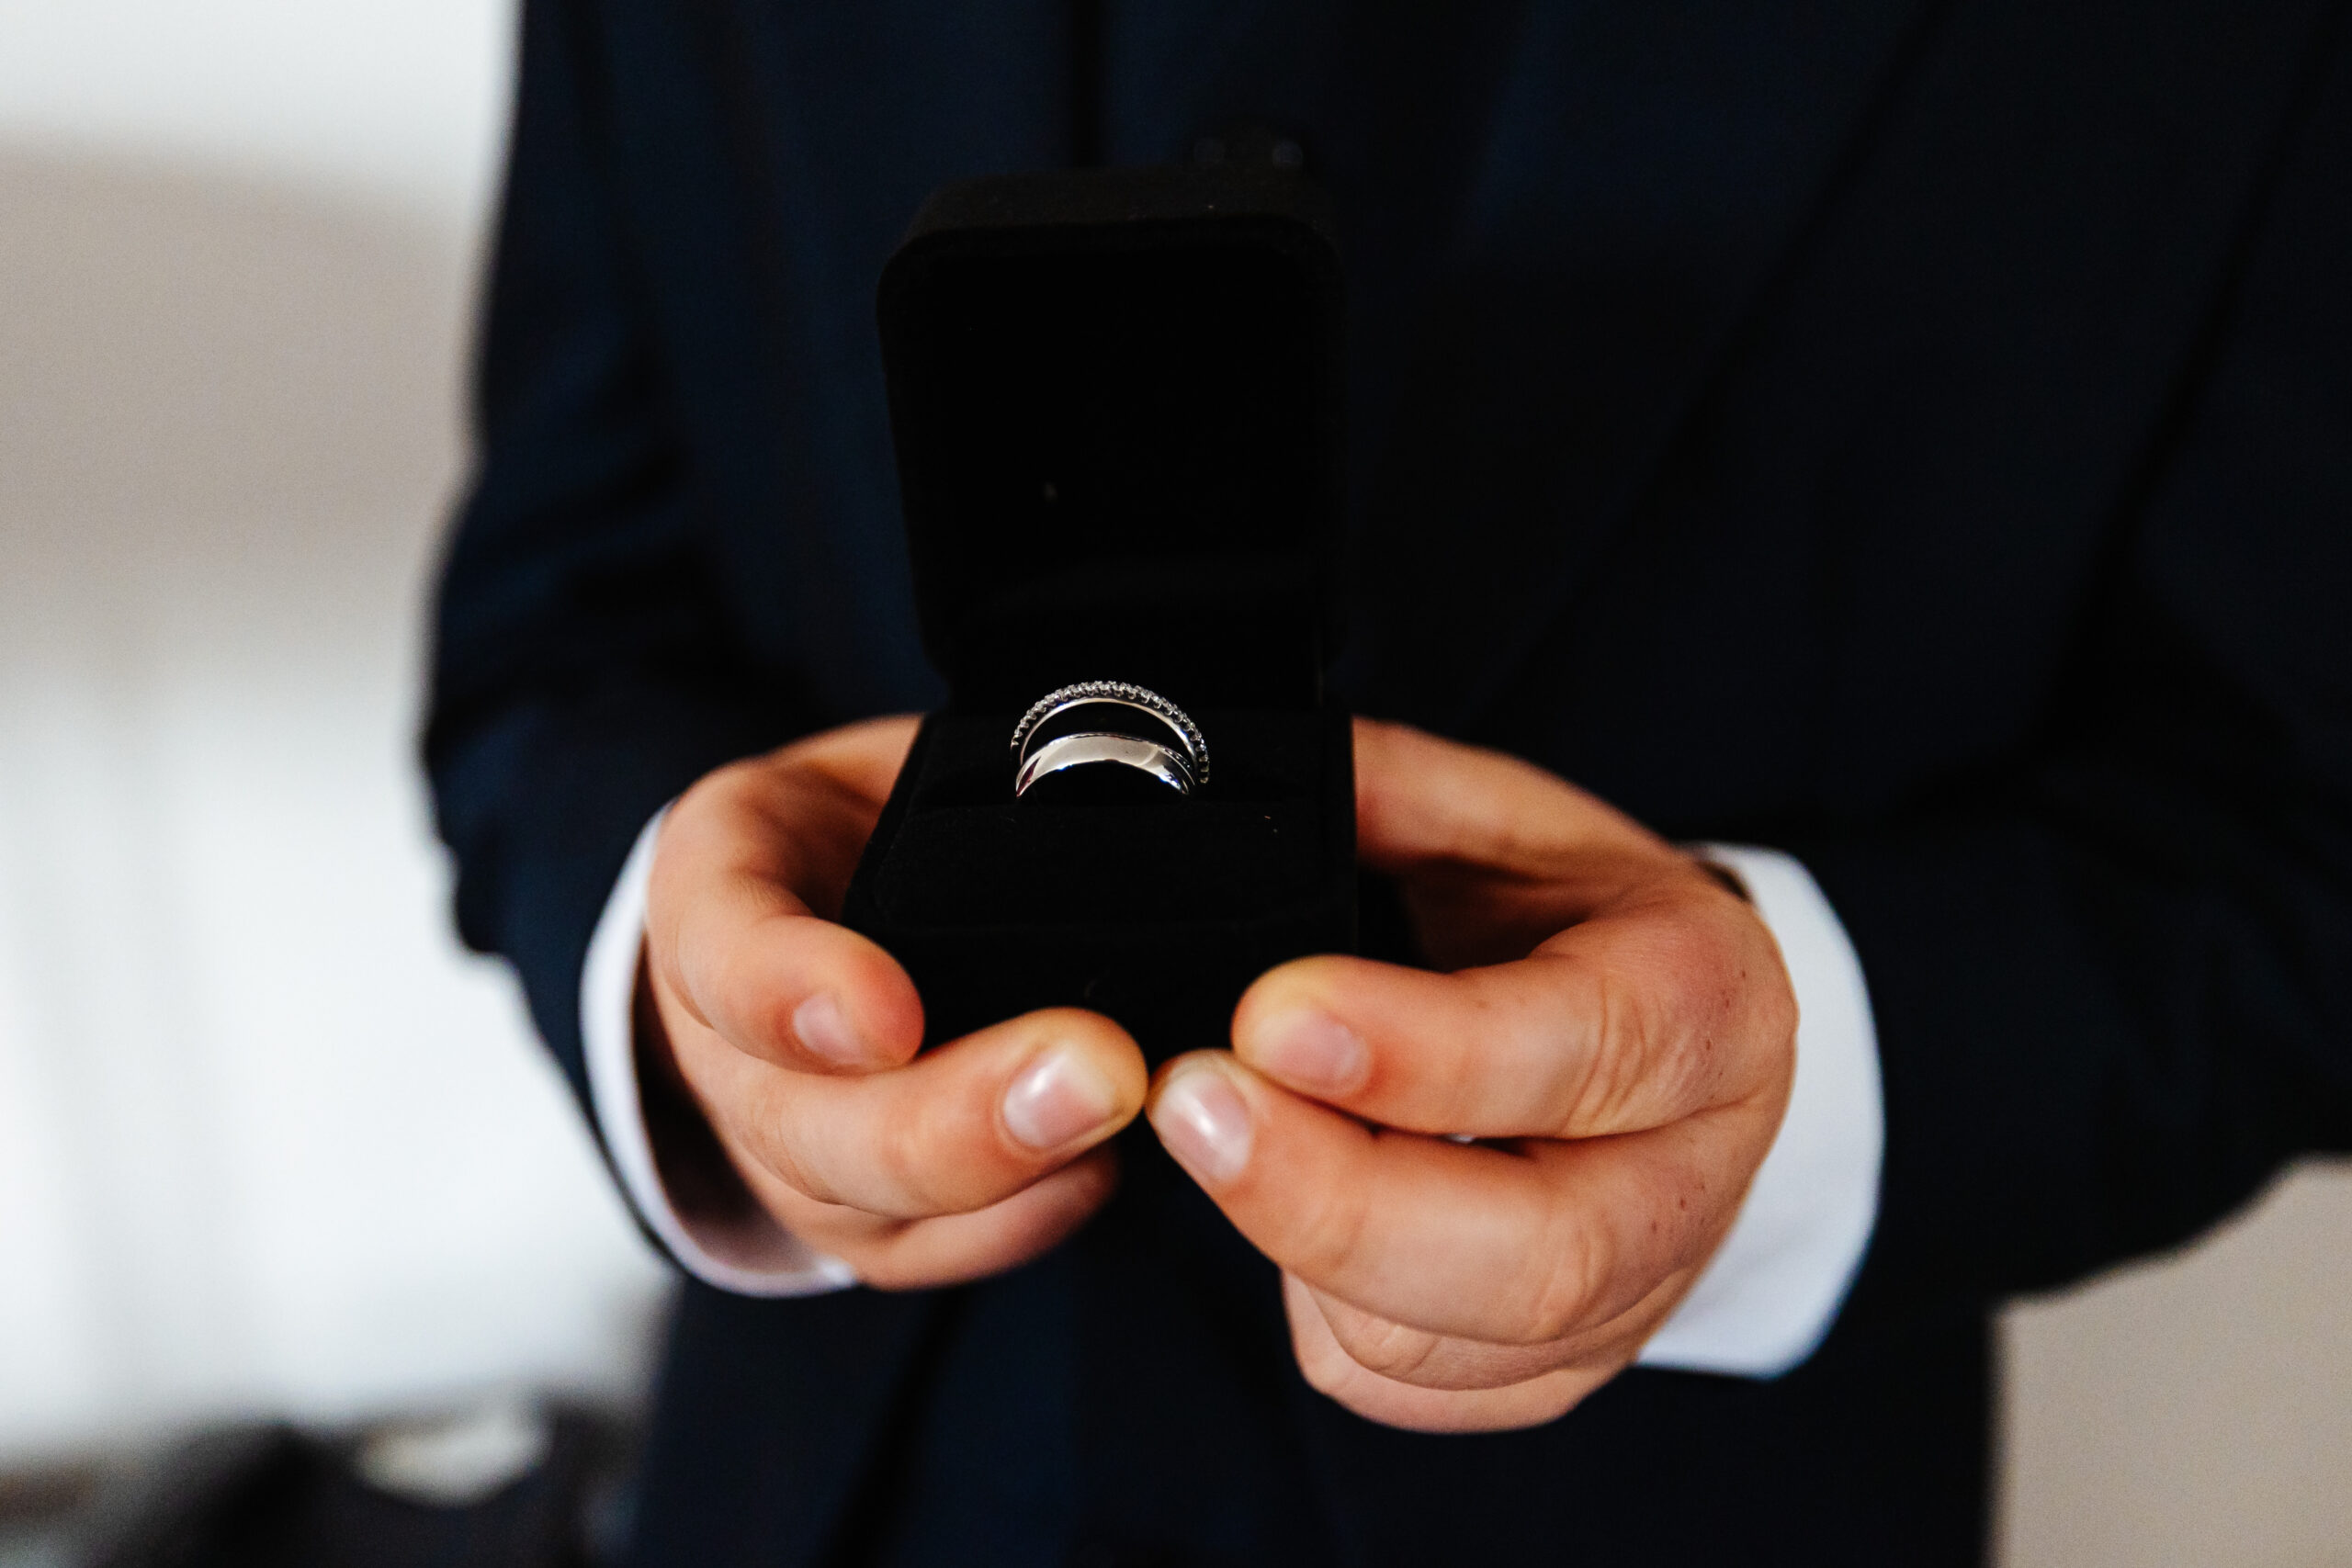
<box><xmin>428</xmin><ymin>3</ymin><xmax>2352</xmax><ymax>1562</ymax></box>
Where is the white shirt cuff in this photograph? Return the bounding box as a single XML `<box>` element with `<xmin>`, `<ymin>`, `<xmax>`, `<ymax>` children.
<box><xmin>580</xmin><ymin>807</ymin><xmax>857</xmax><ymax>1297</ymax></box>
<box><xmin>1634</xmin><ymin>843</ymin><xmax>1884</xmax><ymax>1377</ymax></box>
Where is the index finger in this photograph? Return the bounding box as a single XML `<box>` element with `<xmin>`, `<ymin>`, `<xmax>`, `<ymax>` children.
<box><xmin>1232</xmin><ymin>875</ymin><xmax>1790</xmax><ymax>1139</ymax></box>
<box><xmin>1351</xmin><ymin>717</ymin><xmax>1668</xmax><ymax>880</ymax></box>
<box><xmin>1147</xmin><ymin>1053</ymin><xmax>1738</xmax><ymax>1345</ymax></box>
<box><xmin>649</xmin><ymin>716</ymin><xmax>925</xmax><ymax>1074</ymax></box>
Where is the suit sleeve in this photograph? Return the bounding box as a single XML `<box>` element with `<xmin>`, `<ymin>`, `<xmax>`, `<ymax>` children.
<box><xmin>1806</xmin><ymin>27</ymin><xmax>2352</xmax><ymax>1315</ymax></box>
<box><xmin>424</xmin><ymin>0</ymin><xmax>817</xmax><ymax>1125</ymax></box>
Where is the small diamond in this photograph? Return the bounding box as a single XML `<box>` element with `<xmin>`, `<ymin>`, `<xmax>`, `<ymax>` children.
<box><xmin>1010</xmin><ymin>681</ymin><xmax>1210</xmax><ymax>784</ymax></box>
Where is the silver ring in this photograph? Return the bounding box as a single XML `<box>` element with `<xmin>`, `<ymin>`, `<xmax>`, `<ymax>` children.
<box><xmin>1015</xmin><ymin>732</ymin><xmax>1195</xmax><ymax>797</ymax></box>
<box><xmin>1010</xmin><ymin>682</ymin><xmax>1209</xmax><ymax>799</ymax></box>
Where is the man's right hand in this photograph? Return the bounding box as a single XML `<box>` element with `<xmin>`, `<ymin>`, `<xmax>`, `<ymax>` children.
<box><xmin>642</xmin><ymin>716</ymin><xmax>1148</xmax><ymax>1290</ymax></box>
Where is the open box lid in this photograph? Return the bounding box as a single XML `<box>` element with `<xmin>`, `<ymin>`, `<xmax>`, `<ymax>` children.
<box><xmin>877</xmin><ymin>165</ymin><xmax>1345</xmax><ymax>710</ymax></box>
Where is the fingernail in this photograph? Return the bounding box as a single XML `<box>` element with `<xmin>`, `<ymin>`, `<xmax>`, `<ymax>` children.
<box><xmin>1248</xmin><ymin>1009</ymin><xmax>1367</xmax><ymax>1095</ymax></box>
<box><xmin>792</xmin><ymin>993</ymin><xmax>872</xmax><ymax>1066</ymax></box>
<box><xmin>1150</xmin><ymin>1062</ymin><xmax>1254</xmax><ymax>1184</ymax></box>
<box><xmin>1002</xmin><ymin>1045</ymin><xmax>1124</xmax><ymax>1151</ymax></box>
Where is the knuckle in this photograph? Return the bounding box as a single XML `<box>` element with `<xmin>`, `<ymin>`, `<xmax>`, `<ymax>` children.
<box><xmin>1437</xmin><ymin>989</ymin><xmax>1500</xmax><ymax>1120</ymax></box>
<box><xmin>748</xmin><ymin>1100</ymin><xmax>838</xmax><ymax>1205</ymax></box>
<box><xmin>1330</xmin><ymin>1314</ymin><xmax>1444</xmax><ymax>1382</ymax></box>
<box><xmin>708</xmin><ymin>940</ymin><xmax>772</xmax><ymax>1033</ymax></box>
<box><xmin>1646</xmin><ymin>901</ymin><xmax>1724</xmax><ymax>976</ymax></box>
<box><xmin>670</xmin><ymin>916</ymin><xmax>753</xmax><ymax>1042</ymax></box>
<box><xmin>1295</xmin><ymin>1329</ymin><xmax>1359</xmax><ymax>1400</ymax></box>
<box><xmin>872</xmin><ymin>1098</ymin><xmax>954</xmax><ymax>1213</ymax></box>
<box><xmin>1696</xmin><ymin>908</ymin><xmax>1798</xmax><ymax>1098</ymax></box>
<box><xmin>1284</xmin><ymin>1161</ymin><xmax>1376</xmax><ymax>1283</ymax></box>
<box><xmin>1516</xmin><ymin>1207</ymin><xmax>1612</xmax><ymax>1344</ymax></box>
<box><xmin>1563</xmin><ymin>902</ymin><xmax>1777</xmax><ymax>1129</ymax></box>
<box><xmin>1564</xmin><ymin>964</ymin><xmax>1655</xmax><ymax>1126</ymax></box>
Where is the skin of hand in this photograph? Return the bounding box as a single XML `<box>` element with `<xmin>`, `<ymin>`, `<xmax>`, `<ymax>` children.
<box><xmin>1146</xmin><ymin>718</ymin><xmax>1798</xmax><ymax>1433</ymax></box>
<box><xmin>641</xmin><ymin>716</ymin><xmax>1150</xmax><ymax>1290</ymax></box>
<box><xmin>642</xmin><ymin>714</ymin><xmax>1793</xmax><ymax>1434</ymax></box>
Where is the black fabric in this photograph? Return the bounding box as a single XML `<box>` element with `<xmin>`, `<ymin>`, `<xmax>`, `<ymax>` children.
<box><xmin>877</xmin><ymin>168</ymin><xmax>1346</xmax><ymax>698</ymax></box>
<box><xmin>425</xmin><ymin>1</ymin><xmax>2352</xmax><ymax>1562</ymax></box>
<box><xmin>871</xmin><ymin>711</ymin><xmax>1334</xmax><ymax>928</ymax></box>
<box><xmin>855</xmin><ymin>1141</ymin><xmax>1344</xmax><ymax>1568</ymax></box>
<box><xmin>843</xmin><ymin>703</ymin><xmax>1354</xmax><ymax>1065</ymax></box>
<box><xmin>851</xmin><ymin>172</ymin><xmax>1361</xmax><ymax>1068</ymax></box>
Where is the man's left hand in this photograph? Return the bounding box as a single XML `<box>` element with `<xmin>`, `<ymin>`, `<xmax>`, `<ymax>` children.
<box><xmin>1147</xmin><ymin>718</ymin><xmax>1798</xmax><ymax>1432</ymax></box>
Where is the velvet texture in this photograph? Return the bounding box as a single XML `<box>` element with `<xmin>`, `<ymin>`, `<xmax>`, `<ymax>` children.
<box><xmin>842</xmin><ymin>169</ymin><xmax>1357</xmax><ymax>1062</ymax></box>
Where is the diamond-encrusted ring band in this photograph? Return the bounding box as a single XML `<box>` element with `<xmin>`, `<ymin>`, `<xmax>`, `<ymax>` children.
<box><xmin>1011</xmin><ymin>682</ymin><xmax>1209</xmax><ymax>799</ymax></box>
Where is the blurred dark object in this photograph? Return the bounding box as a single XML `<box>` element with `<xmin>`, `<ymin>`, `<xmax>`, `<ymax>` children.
<box><xmin>2</xmin><ymin>1399</ymin><xmax>638</xmax><ymax>1568</ymax></box>
<box><xmin>1</xmin><ymin>1457</ymin><xmax>107</xmax><ymax>1567</ymax></box>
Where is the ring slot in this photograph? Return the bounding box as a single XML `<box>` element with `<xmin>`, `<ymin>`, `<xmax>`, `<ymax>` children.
<box><xmin>1010</xmin><ymin>682</ymin><xmax>1210</xmax><ymax>784</ymax></box>
<box><xmin>1013</xmin><ymin>732</ymin><xmax>1196</xmax><ymax>798</ymax></box>
<box><xmin>1009</xmin><ymin>682</ymin><xmax>1210</xmax><ymax>802</ymax></box>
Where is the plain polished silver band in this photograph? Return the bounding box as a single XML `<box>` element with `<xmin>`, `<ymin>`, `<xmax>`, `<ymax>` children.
<box><xmin>1013</xmin><ymin>731</ymin><xmax>1196</xmax><ymax>797</ymax></box>
<box><xmin>1010</xmin><ymin>682</ymin><xmax>1210</xmax><ymax>784</ymax></box>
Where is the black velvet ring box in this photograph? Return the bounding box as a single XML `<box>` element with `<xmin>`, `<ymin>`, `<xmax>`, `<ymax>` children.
<box><xmin>840</xmin><ymin>166</ymin><xmax>1357</xmax><ymax>1066</ymax></box>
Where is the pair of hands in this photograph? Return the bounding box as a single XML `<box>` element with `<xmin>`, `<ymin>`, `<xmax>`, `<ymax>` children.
<box><xmin>642</xmin><ymin>716</ymin><xmax>1795</xmax><ymax>1432</ymax></box>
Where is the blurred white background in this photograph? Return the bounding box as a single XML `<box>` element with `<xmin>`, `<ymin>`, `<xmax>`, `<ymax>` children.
<box><xmin>0</xmin><ymin>0</ymin><xmax>665</xmax><ymax>1468</ymax></box>
<box><xmin>0</xmin><ymin>5</ymin><xmax>2344</xmax><ymax>1563</ymax></box>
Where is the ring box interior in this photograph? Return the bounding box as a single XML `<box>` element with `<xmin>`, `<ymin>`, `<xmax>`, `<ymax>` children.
<box><xmin>841</xmin><ymin>166</ymin><xmax>1358</xmax><ymax>1065</ymax></box>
